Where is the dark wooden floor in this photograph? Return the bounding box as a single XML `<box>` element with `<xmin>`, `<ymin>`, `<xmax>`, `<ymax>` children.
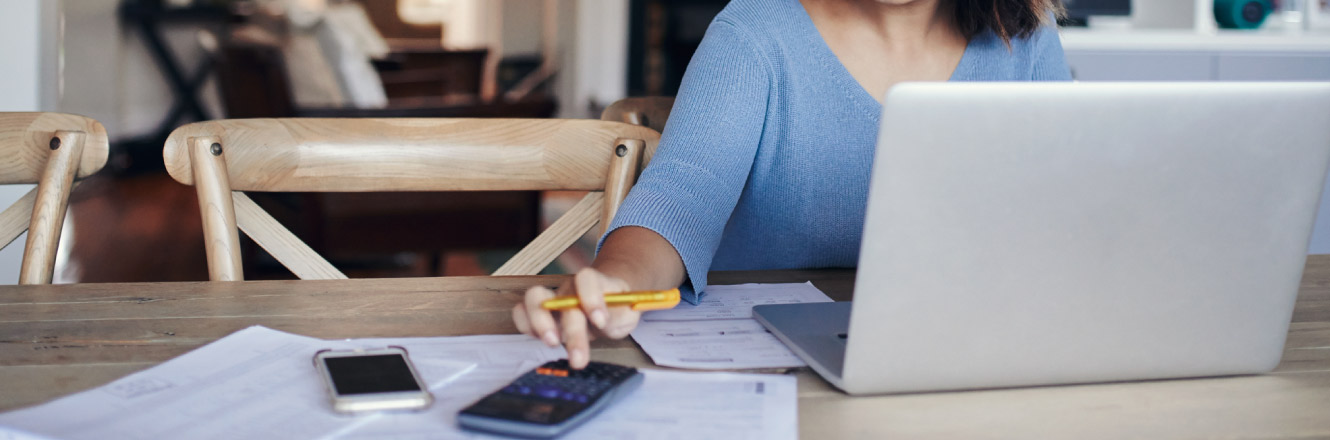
<box><xmin>63</xmin><ymin>173</ymin><xmax>592</xmax><ymax>283</ymax></box>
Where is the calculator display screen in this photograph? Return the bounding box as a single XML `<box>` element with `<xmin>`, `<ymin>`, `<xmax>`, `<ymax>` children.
<box><xmin>323</xmin><ymin>354</ymin><xmax>423</xmax><ymax>395</ymax></box>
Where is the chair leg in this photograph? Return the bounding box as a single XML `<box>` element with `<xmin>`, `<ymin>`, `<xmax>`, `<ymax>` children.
<box><xmin>189</xmin><ymin>136</ymin><xmax>244</xmax><ymax>281</ymax></box>
<box><xmin>20</xmin><ymin>131</ymin><xmax>85</xmax><ymax>285</ymax></box>
<box><xmin>601</xmin><ymin>138</ymin><xmax>645</xmax><ymax>237</ymax></box>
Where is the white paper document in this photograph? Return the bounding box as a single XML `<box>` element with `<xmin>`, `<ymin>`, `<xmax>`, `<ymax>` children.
<box><xmin>0</xmin><ymin>427</ymin><xmax>57</xmax><ymax>440</ymax></box>
<box><xmin>631</xmin><ymin>282</ymin><xmax>834</xmax><ymax>369</ymax></box>
<box><xmin>0</xmin><ymin>326</ymin><xmax>797</xmax><ymax>440</ymax></box>
<box><xmin>345</xmin><ymin>370</ymin><xmax>798</xmax><ymax>440</ymax></box>
<box><xmin>561</xmin><ymin>370</ymin><xmax>796</xmax><ymax>440</ymax></box>
<box><xmin>0</xmin><ymin>326</ymin><xmax>497</xmax><ymax>440</ymax></box>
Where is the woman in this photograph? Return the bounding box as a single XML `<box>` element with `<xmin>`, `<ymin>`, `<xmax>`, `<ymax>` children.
<box><xmin>515</xmin><ymin>0</ymin><xmax>1071</xmax><ymax>369</ymax></box>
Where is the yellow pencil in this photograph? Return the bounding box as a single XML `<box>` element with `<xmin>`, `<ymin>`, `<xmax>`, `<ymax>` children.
<box><xmin>541</xmin><ymin>288</ymin><xmax>681</xmax><ymax>311</ymax></box>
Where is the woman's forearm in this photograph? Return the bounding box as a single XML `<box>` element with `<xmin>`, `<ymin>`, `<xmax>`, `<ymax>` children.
<box><xmin>591</xmin><ymin>226</ymin><xmax>686</xmax><ymax>292</ymax></box>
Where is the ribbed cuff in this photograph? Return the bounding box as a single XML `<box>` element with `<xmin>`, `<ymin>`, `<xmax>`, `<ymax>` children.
<box><xmin>598</xmin><ymin>187</ymin><xmax>724</xmax><ymax>305</ymax></box>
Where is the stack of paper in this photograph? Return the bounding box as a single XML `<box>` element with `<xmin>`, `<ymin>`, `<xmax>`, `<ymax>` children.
<box><xmin>631</xmin><ymin>282</ymin><xmax>834</xmax><ymax>369</ymax></box>
<box><xmin>0</xmin><ymin>326</ymin><xmax>797</xmax><ymax>440</ymax></box>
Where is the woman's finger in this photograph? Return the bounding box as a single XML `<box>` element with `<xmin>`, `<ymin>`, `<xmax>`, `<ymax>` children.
<box><xmin>572</xmin><ymin>268</ymin><xmax>610</xmax><ymax>329</ymax></box>
<box><xmin>599</xmin><ymin>306</ymin><xmax>642</xmax><ymax>339</ymax></box>
<box><xmin>560</xmin><ymin>307</ymin><xmax>592</xmax><ymax>369</ymax></box>
<box><xmin>522</xmin><ymin>286</ymin><xmax>561</xmax><ymax>346</ymax></box>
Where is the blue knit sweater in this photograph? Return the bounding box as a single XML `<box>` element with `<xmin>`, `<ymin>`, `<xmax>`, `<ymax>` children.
<box><xmin>604</xmin><ymin>0</ymin><xmax>1073</xmax><ymax>304</ymax></box>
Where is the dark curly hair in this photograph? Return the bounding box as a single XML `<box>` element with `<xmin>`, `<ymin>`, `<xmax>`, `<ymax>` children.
<box><xmin>953</xmin><ymin>0</ymin><xmax>1065</xmax><ymax>42</ymax></box>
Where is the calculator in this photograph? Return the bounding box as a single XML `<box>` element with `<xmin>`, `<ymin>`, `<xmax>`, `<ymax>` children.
<box><xmin>457</xmin><ymin>359</ymin><xmax>644</xmax><ymax>438</ymax></box>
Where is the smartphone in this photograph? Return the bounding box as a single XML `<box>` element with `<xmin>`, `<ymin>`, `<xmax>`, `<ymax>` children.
<box><xmin>313</xmin><ymin>346</ymin><xmax>433</xmax><ymax>413</ymax></box>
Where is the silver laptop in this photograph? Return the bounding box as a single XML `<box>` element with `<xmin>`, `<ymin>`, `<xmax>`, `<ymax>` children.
<box><xmin>754</xmin><ymin>82</ymin><xmax>1330</xmax><ymax>395</ymax></box>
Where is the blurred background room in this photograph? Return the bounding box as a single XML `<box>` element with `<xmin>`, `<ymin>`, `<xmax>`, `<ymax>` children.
<box><xmin>0</xmin><ymin>0</ymin><xmax>1326</xmax><ymax>284</ymax></box>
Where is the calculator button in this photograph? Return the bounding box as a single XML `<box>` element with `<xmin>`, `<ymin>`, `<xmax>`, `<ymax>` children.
<box><xmin>535</xmin><ymin>386</ymin><xmax>562</xmax><ymax>399</ymax></box>
<box><xmin>536</xmin><ymin>367</ymin><xmax>569</xmax><ymax>377</ymax></box>
<box><xmin>460</xmin><ymin>360</ymin><xmax>642</xmax><ymax>437</ymax></box>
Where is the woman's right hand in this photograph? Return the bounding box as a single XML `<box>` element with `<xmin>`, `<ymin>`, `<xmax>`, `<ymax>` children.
<box><xmin>512</xmin><ymin>267</ymin><xmax>644</xmax><ymax>369</ymax></box>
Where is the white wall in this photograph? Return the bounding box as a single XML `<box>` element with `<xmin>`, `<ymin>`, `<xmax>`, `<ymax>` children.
<box><xmin>0</xmin><ymin>0</ymin><xmax>59</xmax><ymax>284</ymax></box>
<box><xmin>499</xmin><ymin>0</ymin><xmax>544</xmax><ymax>57</ymax></box>
<box><xmin>553</xmin><ymin>0</ymin><xmax>629</xmax><ymax>118</ymax></box>
<box><xmin>59</xmin><ymin>1</ymin><xmax>123</xmax><ymax>138</ymax></box>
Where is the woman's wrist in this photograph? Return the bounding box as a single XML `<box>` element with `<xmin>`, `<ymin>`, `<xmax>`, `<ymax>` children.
<box><xmin>590</xmin><ymin>256</ymin><xmax>657</xmax><ymax>292</ymax></box>
<box><xmin>591</xmin><ymin>226</ymin><xmax>687</xmax><ymax>292</ymax></box>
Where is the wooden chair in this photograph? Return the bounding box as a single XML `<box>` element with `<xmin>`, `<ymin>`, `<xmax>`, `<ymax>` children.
<box><xmin>0</xmin><ymin>113</ymin><xmax>109</xmax><ymax>284</ymax></box>
<box><xmin>600</xmin><ymin>97</ymin><xmax>675</xmax><ymax>134</ymax></box>
<box><xmin>162</xmin><ymin>118</ymin><xmax>660</xmax><ymax>281</ymax></box>
<box><xmin>205</xmin><ymin>30</ymin><xmax>561</xmax><ymax>278</ymax></box>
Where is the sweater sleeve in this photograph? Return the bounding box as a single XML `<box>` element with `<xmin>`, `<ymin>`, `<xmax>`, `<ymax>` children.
<box><xmin>1030</xmin><ymin>24</ymin><xmax>1073</xmax><ymax>81</ymax></box>
<box><xmin>599</xmin><ymin>20</ymin><xmax>772</xmax><ymax>304</ymax></box>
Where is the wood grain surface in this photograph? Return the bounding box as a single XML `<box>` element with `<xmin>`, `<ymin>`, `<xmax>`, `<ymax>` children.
<box><xmin>0</xmin><ymin>189</ymin><xmax>36</xmax><ymax>252</ymax></box>
<box><xmin>188</xmin><ymin>136</ymin><xmax>244</xmax><ymax>281</ymax></box>
<box><xmin>0</xmin><ymin>113</ymin><xmax>108</xmax><ymax>185</ymax></box>
<box><xmin>491</xmin><ymin>192</ymin><xmax>602</xmax><ymax>276</ymax></box>
<box><xmin>600</xmin><ymin>97</ymin><xmax>676</xmax><ymax>134</ymax></box>
<box><xmin>1</xmin><ymin>113</ymin><xmax>110</xmax><ymax>285</ymax></box>
<box><xmin>600</xmin><ymin>139</ymin><xmax>644</xmax><ymax>236</ymax></box>
<box><xmin>18</xmin><ymin>131</ymin><xmax>85</xmax><ymax>285</ymax></box>
<box><xmin>232</xmin><ymin>191</ymin><xmax>348</xmax><ymax>280</ymax></box>
<box><xmin>163</xmin><ymin>118</ymin><xmax>661</xmax><ymax>280</ymax></box>
<box><xmin>162</xmin><ymin>118</ymin><xmax>660</xmax><ymax>192</ymax></box>
<box><xmin>1</xmin><ymin>259</ymin><xmax>1327</xmax><ymax>438</ymax></box>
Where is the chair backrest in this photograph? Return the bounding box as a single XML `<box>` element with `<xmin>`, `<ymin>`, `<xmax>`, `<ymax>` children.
<box><xmin>600</xmin><ymin>97</ymin><xmax>675</xmax><ymax>134</ymax></box>
<box><xmin>163</xmin><ymin>118</ymin><xmax>660</xmax><ymax>281</ymax></box>
<box><xmin>0</xmin><ymin>113</ymin><xmax>109</xmax><ymax>284</ymax></box>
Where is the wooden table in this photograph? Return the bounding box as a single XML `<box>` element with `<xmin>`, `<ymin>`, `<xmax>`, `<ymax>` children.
<box><xmin>2</xmin><ymin>257</ymin><xmax>1328</xmax><ymax>438</ymax></box>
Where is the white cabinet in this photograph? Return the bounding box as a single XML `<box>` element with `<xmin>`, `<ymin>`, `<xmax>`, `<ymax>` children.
<box><xmin>1064</xmin><ymin>52</ymin><xmax>1213</xmax><ymax>80</ymax></box>
<box><xmin>1061</xmin><ymin>29</ymin><xmax>1330</xmax><ymax>81</ymax></box>
<box><xmin>1066</xmin><ymin>49</ymin><xmax>1330</xmax><ymax>81</ymax></box>
<box><xmin>1215</xmin><ymin>53</ymin><xmax>1330</xmax><ymax>79</ymax></box>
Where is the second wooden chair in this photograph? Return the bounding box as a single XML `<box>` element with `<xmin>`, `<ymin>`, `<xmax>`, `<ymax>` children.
<box><xmin>0</xmin><ymin>113</ymin><xmax>108</xmax><ymax>284</ymax></box>
<box><xmin>163</xmin><ymin>118</ymin><xmax>660</xmax><ymax>281</ymax></box>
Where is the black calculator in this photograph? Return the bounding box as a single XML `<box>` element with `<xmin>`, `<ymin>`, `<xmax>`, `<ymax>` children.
<box><xmin>457</xmin><ymin>359</ymin><xmax>644</xmax><ymax>438</ymax></box>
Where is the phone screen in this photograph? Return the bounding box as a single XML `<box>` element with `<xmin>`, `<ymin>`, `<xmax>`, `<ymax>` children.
<box><xmin>323</xmin><ymin>354</ymin><xmax>423</xmax><ymax>395</ymax></box>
